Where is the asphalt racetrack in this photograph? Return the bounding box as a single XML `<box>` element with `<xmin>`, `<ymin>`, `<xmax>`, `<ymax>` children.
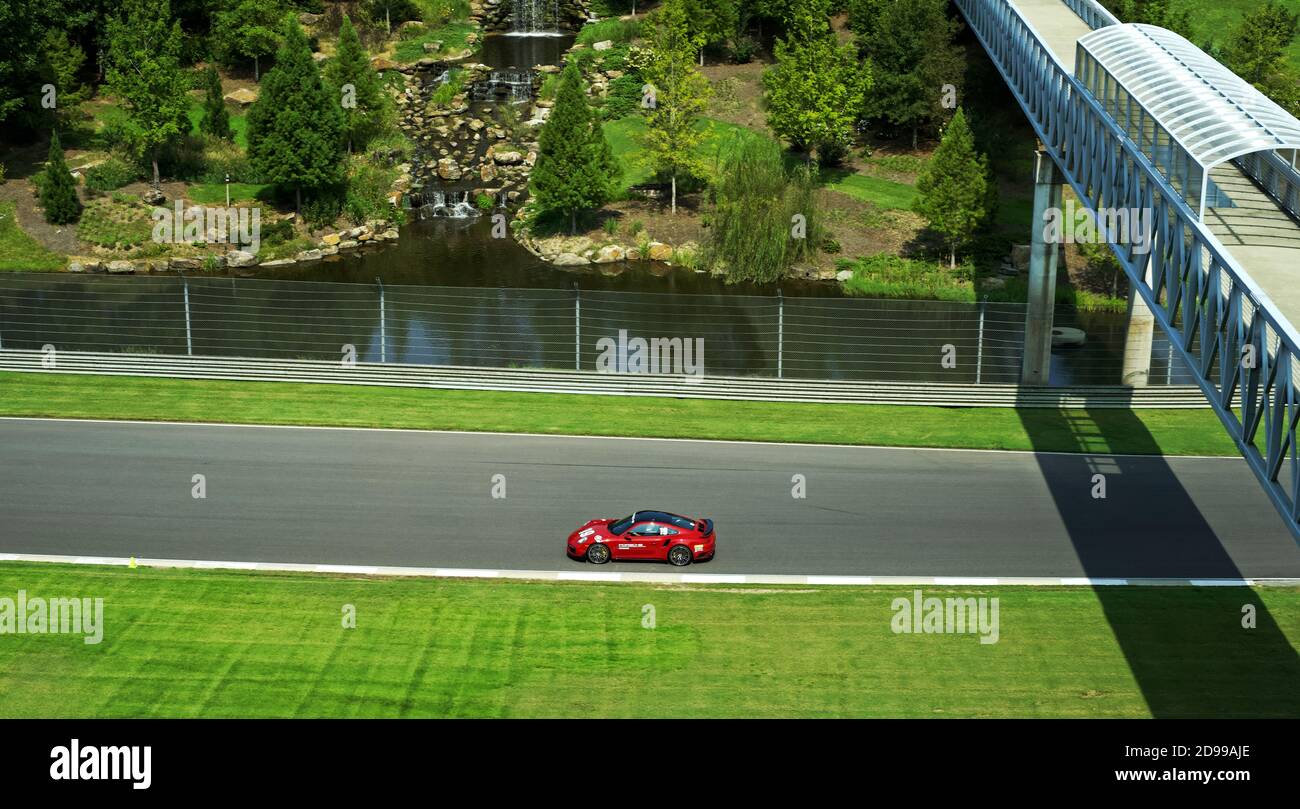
<box><xmin>2</xmin><ymin>418</ymin><xmax>1298</xmax><ymax>578</ymax></box>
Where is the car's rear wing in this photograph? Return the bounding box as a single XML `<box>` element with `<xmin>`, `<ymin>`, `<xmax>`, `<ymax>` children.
<box><xmin>698</xmin><ymin>518</ymin><xmax>714</xmax><ymax>537</ymax></box>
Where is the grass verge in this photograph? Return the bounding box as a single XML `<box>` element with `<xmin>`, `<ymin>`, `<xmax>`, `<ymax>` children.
<box><xmin>0</xmin><ymin>562</ymin><xmax>1294</xmax><ymax>718</ymax></box>
<box><xmin>0</xmin><ymin>371</ymin><xmax>1238</xmax><ymax>456</ymax></box>
<box><xmin>0</xmin><ymin>202</ymin><xmax>64</xmax><ymax>272</ymax></box>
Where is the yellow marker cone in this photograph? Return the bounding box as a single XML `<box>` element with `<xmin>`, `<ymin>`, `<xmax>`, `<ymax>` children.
<box><xmin>129</xmin><ymin>557</ymin><xmax>137</xmax><ymax>569</ymax></box>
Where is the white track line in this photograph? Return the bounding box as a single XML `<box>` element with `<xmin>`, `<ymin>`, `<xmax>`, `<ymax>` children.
<box><xmin>0</xmin><ymin>553</ymin><xmax>1292</xmax><ymax>587</ymax></box>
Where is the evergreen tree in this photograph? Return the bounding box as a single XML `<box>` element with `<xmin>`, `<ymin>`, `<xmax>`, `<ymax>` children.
<box><xmin>40</xmin><ymin>131</ymin><xmax>82</xmax><ymax>225</ymax></box>
<box><xmin>913</xmin><ymin>109</ymin><xmax>990</xmax><ymax>269</ymax></box>
<box><xmin>859</xmin><ymin>0</ymin><xmax>963</xmax><ymax>149</ymax></box>
<box><xmin>643</xmin><ymin>0</ymin><xmax>711</xmax><ymax>214</ymax></box>
<box><xmin>247</xmin><ymin>20</ymin><xmax>345</xmax><ymax>212</ymax></box>
<box><xmin>529</xmin><ymin>62</ymin><xmax>619</xmax><ymax>234</ymax></box>
<box><xmin>199</xmin><ymin>65</ymin><xmax>232</xmax><ymax>140</ymax></box>
<box><xmin>212</xmin><ymin>0</ymin><xmax>287</xmax><ymax>81</ymax></box>
<box><xmin>104</xmin><ymin>0</ymin><xmax>191</xmax><ymax>188</ymax></box>
<box><xmin>325</xmin><ymin>15</ymin><xmax>385</xmax><ymax>154</ymax></box>
<box><xmin>763</xmin><ymin>9</ymin><xmax>869</xmax><ymax>164</ymax></box>
<box><xmin>1223</xmin><ymin>1</ymin><xmax>1300</xmax><ymax>85</ymax></box>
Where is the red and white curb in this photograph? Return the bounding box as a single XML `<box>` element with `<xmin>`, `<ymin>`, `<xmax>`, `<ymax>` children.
<box><xmin>0</xmin><ymin>553</ymin><xmax>1293</xmax><ymax>587</ymax></box>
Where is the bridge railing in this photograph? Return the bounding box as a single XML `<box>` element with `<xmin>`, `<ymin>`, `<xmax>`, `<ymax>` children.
<box><xmin>1236</xmin><ymin>150</ymin><xmax>1300</xmax><ymax>224</ymax></box>
<box><xmin>1061</xmin><ymin>0</ymin><xmax>1119</xmax><ymax>30</ymax></box>
<box><xmin>955</xmin><ymin>0</ymin><xmax>1300</xmax><ymax>539</ymax></box>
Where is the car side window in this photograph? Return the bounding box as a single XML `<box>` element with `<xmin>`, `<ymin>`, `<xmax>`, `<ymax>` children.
<box><xmin>630</xmin><ymin>523</ymin><xmax>656</xmax><ymax>537</ymax></box>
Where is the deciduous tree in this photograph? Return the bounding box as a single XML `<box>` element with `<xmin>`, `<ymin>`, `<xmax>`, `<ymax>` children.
<box><xmin>643</xmin><ymin>0</ymin><xmax>711</xmax><ymax>214</ymax></box>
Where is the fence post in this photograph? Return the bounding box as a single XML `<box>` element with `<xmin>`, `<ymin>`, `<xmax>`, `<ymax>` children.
<box><xmin>182</xmin><ymin>274</ymin><xmax>192</xmax><ymax>356</ymax></box>
<box><xmin>377</xmin><ymin>277</ymin><xmax>386</xmax><ymax>363</ymax></box>
<box><xmin>976</xmin><ymin>295</ymin><xmax>986</xmax><ymax>385</ymax></box>
<box><xmin>574</xmin><ymin>284</ymin><xmax>581</xmax><ymax>371</ymax></box>
<box><xmin>777</xmin><ymin>289</ymin><xmax>784</xmax><ymax>379</ymax></box>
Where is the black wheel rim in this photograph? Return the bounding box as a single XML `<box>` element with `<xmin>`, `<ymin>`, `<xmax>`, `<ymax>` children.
<box><xmin>589</xmin><ymin>544</ymin><xmax>608</xmax><ymax>563</ymax></box>
<box><xmin>670</xmin><ymin>547</ymin><xmax>690</xmax><ymax>565</ymax></box>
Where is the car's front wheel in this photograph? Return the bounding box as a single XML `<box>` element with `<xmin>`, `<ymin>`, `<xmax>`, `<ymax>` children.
<box><xmin>586</xmin><ymin>542</ymin><xmax>611</xmax><ymax>564</ymax></box>
<box><xmin>667</xmin><ymin>545</ymin><xmax>692</xmax><ymax>567</ymax></box>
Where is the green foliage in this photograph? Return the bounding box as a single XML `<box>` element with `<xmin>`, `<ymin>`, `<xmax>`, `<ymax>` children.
<box><xmin>39</xmin><ymin>132</ymin><xmax>82</xmax><ymax>225</ymax></box>
<box><xmin>428</xmin><ymin>69</ymin><xmax>466</xmax><ymax>107</ymax></box>
<box><xmin>686</xmin><ymin>0</ymin><xmax>738</xmax><ymax>54</ymax></box>
<box><xmin>642</xmin><ymin>0</ymin><xmax>712</xmax><ymax>212</ymax></box>
<box><xmin>212</xmin><ymin>0</ymin><xmax>288</xmax><ymax>79</ymax></box>
<box><xmin>344</xmin><ymin>158</ymin><xmax>399</xmax><ymax>225</ymax></box>
<box><xmin>0</xmin><ymin>0</ymin><xmax>55</xmax><ymax>132</ymax></box>
<box><xmin>913</xmin><ymin>109</ymin><xmax>992</xmax><ymax>268</ymax></box>
<box><xmin>575</xmin><ymin>17</ymin><xmax>643</xmax><ymax>46</ymax></box>
<box><xmin>83</xmin><ymin>156</ymin><xmax>140</xmax><ymax>193</ymax></box>
<box><xmin>600</xmin><ymin>74</ymin><xmax>646</xmax><ymax>121</ymax></box>
<box><xmin>840</xmin><ymin>254</ymin><xmax>976</xmax><ymax>301</ymax></box>
<box><xmin>77</xmin><ymin>196</ymin><xmax>155</xmax><ymax>249</ymax></box>
<box><xmin>529</xmin><ymin>63</ymin><xmax>619</xmax><ymax>233</ymax></box>
<box><xmin>703</xmin><ymin>136</ymin><xmax>822</xmax><ymax>283</ymax></box>
<box><xmin>858</xmin><ymin>0</ymin><xmax>963</xmax><ymax>148</ymax></box>
<box><xmin>0</xmin><ymin>202</ymin><xmax>64</xmax><ymax>272</ymax></box>
<box><xmin>199</xmin><ymin>66</ymin><xmax>232</xmax><ymax>140</ymax></box>
<box><xmin>104</xmin><ymin>0</ymin><xmax>192</xmax><ymax>185</ymax></box>
<box><xmin>763</xmin><ymin>16</ymin><xmax>869</xmax><ymax>163</ymax></box>
<box><xmin>326</xmin><ymin>15</ymin><xmax>387</xmax><ymax>152</ymax></box>
<box><xmin>1102</xmin><ymin>0</ymin><xmax>1195</xmax><ymax>39</ymax></box>
<box><xmin>476</xmin><ymin>192</ymin><xmax>496</xmax><ymax>211</ymax></box>
<box><xmin>41</xmin><ymin>28</ymin><xmax>88</xmax><ymax>111</ymax></box>
<box><xmin>247</xmin><ymin>20</ymin><xmax>346</xmax><ymax>208</ymax></box>
<box><xmin>1222</xmin><ymin>1</ymin><xmax>1300</xmax><ymax>84</ymax></box>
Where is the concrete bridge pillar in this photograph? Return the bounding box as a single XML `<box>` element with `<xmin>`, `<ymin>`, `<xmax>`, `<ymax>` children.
<box><xmin>1022</xmin><ymin>150</ymin><xmax>1062</xmax><ymax>386</ymax></box>
<box><xmin>1121</xmin><ymin>284</ymin><xmax>1155</xmax><ymax>387</ymax></box>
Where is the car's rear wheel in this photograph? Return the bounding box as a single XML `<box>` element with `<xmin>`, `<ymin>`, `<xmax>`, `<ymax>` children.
<box><xmin>586</xmin><ymin>542</ymin><xmax>611</xmax><ymax>564</ymax></box>
<box><xmin>667</xmin><ymin>545</ymin><xmax>692</xmax><ymax>567</ymax></box>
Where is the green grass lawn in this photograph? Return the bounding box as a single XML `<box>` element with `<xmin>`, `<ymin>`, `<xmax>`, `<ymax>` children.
<box><xmin>186</xmin><ymin>100</ymin><xmax>249</xmax><ymax>150</ymax></box>
<box><xmin>0</xmin><ymin>562</ymin><xmax>1294</xmax><ymax>717</ymax></box>
<box><xmin>824</xmin><ymin>171</ymin><xmax>920</xmax><ymax>210</ymax></box>
<box><xmin>603</xmin><ymin>115</ymin><xmax>775</xmax><ymax>189</ymax></box>
<box><xmin>0</xmin><ymin>202</ymin><xmax>64</xmax><ymax>272</ymax></box>
<box><xmin>1182</xmin><ymin>0</ymin><xmax>1300</xmax><ymax>71</ymax></box>
<box><xmin>0</xmin><ymin>371</ymin><xmax>1239</xmax><ymax>456</ymax></box>
<box><xmin>392</xmin><ymin>22</ymin><xmax>476</xmax><ymax>63</ymax></box>
<box><xmin>186</xmin><ymin>182</ymin><xmax>270</xmax><ymax>205</ymax></box>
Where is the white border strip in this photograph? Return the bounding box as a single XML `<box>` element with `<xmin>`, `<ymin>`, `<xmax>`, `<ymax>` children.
<box><xmin>0</xmin><ymin>553</ymin><xmax>1292</xmax><ymax>587</ymax></box>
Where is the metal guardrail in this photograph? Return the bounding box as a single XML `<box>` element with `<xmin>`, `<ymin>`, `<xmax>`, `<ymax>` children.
<box><xmin>955</xmin><ymin>0</ymin><xmax>1300</xmax><ymax>539</ymax></box>
<box><xmin>0</xmin><ymin>350</ymin><xmax>1212</xmax><ymax>408</ymax></box>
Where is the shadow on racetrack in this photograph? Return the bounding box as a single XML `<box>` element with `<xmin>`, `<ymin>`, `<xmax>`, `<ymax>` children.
<box><xmin>1016</xmin><ymin>398</ymin><xmax>1300</xmax><ymax>717</ymax></box>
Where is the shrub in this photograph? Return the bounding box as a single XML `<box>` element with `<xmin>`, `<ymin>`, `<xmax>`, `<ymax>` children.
<box><xmin>344</xmin><ymin>160</ymin><xmax>398</xmax><ymax>225</ymax></box>
<box><xmin>730</xmin><ymin>34</ymin><xmax>758</xmax><ymax>64</ymax></box>
<box><xmin>602</xmin><ymin>216</ymin><xmax>618</xmax><ymax>235</ymax></box>
<box><xmin>703</xmin><ymin>137</ymin><xmax>821</xmax><ymax>283</ymax></box>
<box><xmin>600</xmin><ymin>74</ymin><xmax>644</xmax><ymax>121</ymax></box>
<box><xmin>260</xmin><ymin>218</ymin><xmax>296</xmax><ymax>246</ymax></box>
<box><xmin>476</xmin><ymin>192</ymin><xmax>495</xmax><ymax>211</ymax></box>
<box><xmin>576</xmin><ymin>17</ymin><xmax>642</xmax><ymax>46</ymax></box>
<box><xmin>428</xmin><ymin>69</ymin><xmax>465</xmax><ymax>107</ymax></box>
<box><xmin>84</xmin><ymin>156</ymin><xmax>139</xmax><ymax>193</ymax></box>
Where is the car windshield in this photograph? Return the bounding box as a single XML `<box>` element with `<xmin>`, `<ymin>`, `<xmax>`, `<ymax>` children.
<box><xmin>607</xmin><ymin>514</ymin><xmax>636</xmax><ymax>535</ymax></box>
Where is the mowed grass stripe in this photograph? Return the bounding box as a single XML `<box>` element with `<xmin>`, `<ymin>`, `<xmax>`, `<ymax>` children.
<box><xmin>0</xmin><ymin>563</ymin><xmax>1297</xmax><ymax>718</ymax></box>
<box><xmin>0</xmin><ymin>371</ymin><xmax>1240</xmax><ymax>457</ymax></box>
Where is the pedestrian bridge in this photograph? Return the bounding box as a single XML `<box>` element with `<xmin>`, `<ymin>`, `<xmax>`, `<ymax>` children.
<box><xmin>954</xmin><ymin>0</ymin><xmax>1300</xmax><ymax>540</ymax></box>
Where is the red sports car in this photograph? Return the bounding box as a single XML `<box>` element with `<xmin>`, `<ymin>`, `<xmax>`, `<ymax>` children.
<box><xmin>566</xmin><ymin>510</ymin><xmax>716</xmax><ymax>566</ymax></box>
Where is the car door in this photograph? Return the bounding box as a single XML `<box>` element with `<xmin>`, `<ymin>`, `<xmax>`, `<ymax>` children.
<box><xmin>615</xmin><ymin>522</ymin><xmax>660</xmax><ymax>559</ymax></box>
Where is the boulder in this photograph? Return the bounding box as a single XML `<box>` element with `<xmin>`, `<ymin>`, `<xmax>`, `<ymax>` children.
<box><xmin>480</xmin><ymin>162</ymin><xmax>498</xmax><ymax>182</ymax></box>
<box><xmin>169</xmin><ymin>258</ymin><xmax>203</xmax><ymax>270</ymax></box>
<box><xmin>296</xmin><ymin>249</ymin><xmax>323</xmax><ymax>262</ymax></box>
<box><xmin>553</xmin><ymin>252</ymin><xmax>590</xmax><ymax>266</ymax></box>
<box><xmin>371</xmin><ymin>57</ymin><xmax>398</xmax><ymax>72</ymax></box>
<box><xmin>107</xmin><ymin>260</ymin><xmax>135</xmax><ymax>274</ymax></box>
<box><xmin>224</xmin><ymin>87</ymin><xmax>258</xmax><ymax>107</ymax></box>
<box><xmin>225</xmin><ymin>250</ymin><xmax>258</xmax><ymax>268</ymax></box>
<box><xmin>321</xmin><ymin>233</ymin><xmax>341</xmax><ymax>247</ymax></box>
<box><xmin>836</xmin><ymin>269</ymin><xmax>853</xmax><ymax>282</ymax></box>
<box><xmin>381</xmin><ymin>229</ymin><xmax>399</xmax><ymax>240</ymax></box>
<box><xmin>646</xmin><ymin>242</ymin><xmax>673</xmax><ymax>261</ymax></box>
<box><xmin>593</xmin><ymin>40</ymin><xmax>614</xmax><ymax>51</ymax></box>
<box><xmin>437</xmin><ymin>157</ymin><xmax>463</xmax><ymax>180</ymax></box>
<box><xmin>492</xmin><ymin>150</ymin><xmax>523</xmax><ymax>165</ymax></box>
<box><xmin>260</xmin><ymin>258</ymin><xmax>295</xmax><ymax>267</ymax></box>
<box><xmin>338</xmin><ymin>239</ymin><xmax>360</xmax><ymax>249</ymax></box>
<box><xmin>594</xmin><ymin>245</ymin><xmax>625</xmax><ymax>264</ymax></box>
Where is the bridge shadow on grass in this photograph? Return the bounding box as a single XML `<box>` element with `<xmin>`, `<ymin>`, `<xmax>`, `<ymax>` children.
<box><xmin>1015</xmin><ymin>399</ymin><xmax>1300</xmax><ymax>717</ymax></box>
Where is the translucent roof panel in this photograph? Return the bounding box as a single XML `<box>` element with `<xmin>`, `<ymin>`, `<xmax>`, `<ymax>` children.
<box><xmin>1077</xmin><ymin>23</ymin><xmax>1300</xmax><ymax>168</ymax></box>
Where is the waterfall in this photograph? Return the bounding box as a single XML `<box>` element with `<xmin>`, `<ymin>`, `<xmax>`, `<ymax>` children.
<box><xmin>417</xmin><ymin>190</ymin><xmax>480</xmax><ymax>219</ymax></box>
<box><xmin>512</xmin><ymin>0</ymin><xmax>560</xmax><ymax>34</ymax></box>
<box><xmin>471</xmin><ymin>70</ymin><xmax>535</xmax><ymax>102</ymax></box>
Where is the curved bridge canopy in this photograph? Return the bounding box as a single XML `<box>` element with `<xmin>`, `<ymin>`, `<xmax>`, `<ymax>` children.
<box><xmin>1075</xmin><ymin>23</ymin><xmax>1300</xmax><ymax>216</ymax></box>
